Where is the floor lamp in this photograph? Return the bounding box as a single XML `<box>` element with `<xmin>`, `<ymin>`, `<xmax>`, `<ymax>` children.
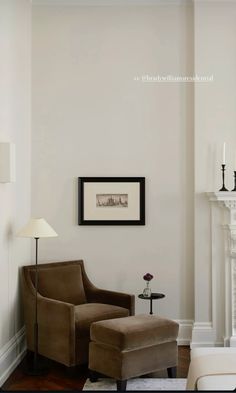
<box><xmin>18</xmin><ymin>218</ymin><xmax>58</xmax><ymax>375</ymax></box>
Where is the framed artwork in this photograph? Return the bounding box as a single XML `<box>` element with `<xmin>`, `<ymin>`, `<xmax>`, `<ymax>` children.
<box><xmin>78</xmin><ymin>177</ymin><xmax>145</xmax><ymax>225</ymax></box>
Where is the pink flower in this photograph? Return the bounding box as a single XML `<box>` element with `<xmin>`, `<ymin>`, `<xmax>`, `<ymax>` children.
<box><xmin>143</xmin><ymin>273</ymin><xmax>153</xmax><ymax>281</ymax></box>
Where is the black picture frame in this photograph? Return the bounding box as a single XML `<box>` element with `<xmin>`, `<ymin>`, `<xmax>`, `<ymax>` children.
<box><xmin>78</xmin><ymin>177</ymin><xmax>145</xmax><ymax>225</ymax></box>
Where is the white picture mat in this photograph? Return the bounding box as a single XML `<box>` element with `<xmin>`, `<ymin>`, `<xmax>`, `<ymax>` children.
<box><xmin>84</xmin><ymin>182</ymin><xmax>140</xmax><ymax>221</ymax></box>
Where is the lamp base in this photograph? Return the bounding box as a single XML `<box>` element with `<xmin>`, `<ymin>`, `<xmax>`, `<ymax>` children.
<box><xmin>24</xmin><ymin>352</ymin><xmax>49</xmax><ymax>376</ymax></box>
<box><xmin>25</xmin><ymin>363</ymin><xmax>48</xmax><ymax>376</ymax></box>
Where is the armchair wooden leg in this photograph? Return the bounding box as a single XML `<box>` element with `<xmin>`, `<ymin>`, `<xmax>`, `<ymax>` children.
<box><xmin>89</xmin><ymin>370</ymin><xmax>99</xmax><ymax>383</ymax></box>
<box><xmin>167</xmin><ymin>366</ymin><xmax>177</xmax><ymax>378</ymax></box>
<box><xmin>116</xmin><ymin>379</ymin><xmax>127</xmax><ymax>391</ymax></box>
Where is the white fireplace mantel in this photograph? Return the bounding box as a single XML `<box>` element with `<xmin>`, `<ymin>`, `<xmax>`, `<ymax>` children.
<box><xmin>208</xmin><ymin>192</ymin><xmax>236</xmax><ymax>228</ymax></box>
<box><xmin>207</xmin><ymin>192</ymin><xmax>236</xmax><ymax>346</ymax></box>
<box><xmin>207</xmin><ymin>191</ymin><xmax>236</xmax><ymax>205</ymax></box>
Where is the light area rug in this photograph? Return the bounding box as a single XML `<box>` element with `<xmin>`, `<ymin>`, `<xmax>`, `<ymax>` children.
<box><xmin>83</xmin><ymin>378</ymin><xmax>187</xmax><ymax>390</ymax></box>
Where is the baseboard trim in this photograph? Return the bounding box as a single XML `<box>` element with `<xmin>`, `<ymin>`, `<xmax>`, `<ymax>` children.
<box><xmin>175</xmin><ymin>319</ymin><xmax>193</xmax><ymax>345</ymax></box>
<box><xmin>0</xmin><ymin>327</ymin><xmax>26</xmax><ymax>387</ymax></box>
<box><xmin>190</xmin><ymin>322</ymin><xmax>223</xmax><ymax>348</ymax></box>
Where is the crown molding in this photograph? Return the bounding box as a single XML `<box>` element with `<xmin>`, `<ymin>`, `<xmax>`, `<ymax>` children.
<box><xmin>32</xmin><ymin>0</ymin><xmax>192</xmax><ymax>6</ymax></box>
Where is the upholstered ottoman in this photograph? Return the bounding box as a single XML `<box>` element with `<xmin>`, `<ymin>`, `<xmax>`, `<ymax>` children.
<box><xmin>89</xmin><ymin>314</ymin><xmax>179</xmax><ymax>391</ymax></box>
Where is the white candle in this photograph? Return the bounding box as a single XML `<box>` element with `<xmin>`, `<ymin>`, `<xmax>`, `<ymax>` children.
<box><xmin>223</xmin><ymin>142</ymin><xmax>226</xmax><ymax>165</ymax></box>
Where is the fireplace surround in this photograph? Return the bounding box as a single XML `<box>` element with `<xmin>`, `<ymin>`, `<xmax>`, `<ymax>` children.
<box><xmin>207</xmin><ymin>192</ymin><xmax>236</xmax><ymax>347</ymax></box>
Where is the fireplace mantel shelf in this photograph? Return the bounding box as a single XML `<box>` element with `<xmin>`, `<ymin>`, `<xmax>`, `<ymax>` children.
<box><xmin>207</xmin><ymin>192</ymin><xmax>236</xmax><ymax>202</ymax></box>
<box><xmin>207</xmin><ymin>192</ymin><xmax>236</xmax><ymax>210</ymax></box>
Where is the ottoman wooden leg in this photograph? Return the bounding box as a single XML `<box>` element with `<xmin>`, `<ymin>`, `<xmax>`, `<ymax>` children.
<box><xmin>89</xmin><ymin>370</ymin><xmax>99</xmax><ymax>382</ymax></box>
<box><xmin>116</xmin><ymin>379</ymin><xmax>127</xmax><ymax>391</ymax></box>
<box><xmin>167</xmin><ymin>366</ymin><xmax>177</xmax><ymax>378</ymax></box>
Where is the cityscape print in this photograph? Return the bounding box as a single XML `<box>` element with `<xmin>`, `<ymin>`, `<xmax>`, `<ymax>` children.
<box><xmin>96</xmin><ymin>194</ymin><xmax>128</xmax><ymax>208</ymax></box>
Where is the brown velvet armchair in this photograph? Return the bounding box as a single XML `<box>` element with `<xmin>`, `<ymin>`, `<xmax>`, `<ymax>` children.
<box><xmin>21</xmin><ymin>260</ymin><xmax>135</xmax><ymax>367</ymax></box>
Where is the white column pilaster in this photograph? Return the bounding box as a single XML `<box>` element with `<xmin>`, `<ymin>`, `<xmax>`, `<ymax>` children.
<box><xmin>208</xmin><ymin>193</ymin><xmax>236</xmax><ymax>347</ymax></box>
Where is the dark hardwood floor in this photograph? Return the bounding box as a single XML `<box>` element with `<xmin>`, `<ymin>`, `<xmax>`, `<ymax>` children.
<box><xmin>2</xmin><ymin>346</ymin><xmax>190</xmax><ymax>391</ymax></box>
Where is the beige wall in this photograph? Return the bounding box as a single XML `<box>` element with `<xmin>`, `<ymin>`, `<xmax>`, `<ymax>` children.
<box><xmin>0</xmin><ymin>0</ymin><xmax>31</xmax><ymax>383</ymax></box>
<box><xmin>31</xmin><ymin>2</ymin><xmax>194</xmax><ymax>323</ymax></box>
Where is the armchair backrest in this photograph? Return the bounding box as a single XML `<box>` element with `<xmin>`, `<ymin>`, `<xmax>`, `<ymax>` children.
<box><xmin>23</xmin><ymin>260</ymin><xmax>88</xmax><ymax>305</ymax></box>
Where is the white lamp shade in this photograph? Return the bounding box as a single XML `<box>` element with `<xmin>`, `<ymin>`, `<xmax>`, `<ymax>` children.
<box><xmin>17</xmin><ymin>218</ymin><xmax>58</xmax><ymax>238</ymax></box>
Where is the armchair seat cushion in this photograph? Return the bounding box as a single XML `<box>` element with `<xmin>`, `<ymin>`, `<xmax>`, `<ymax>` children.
<box><xmin>75</xmin><ymin>303</ymin><xmax>129</xmax><ymax>335</ymax></box>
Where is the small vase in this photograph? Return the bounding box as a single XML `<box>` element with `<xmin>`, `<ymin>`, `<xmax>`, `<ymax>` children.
<box><xmin>143</xmin><ymin>281</ymin><xmax>151</xmax><ymax>298</ymax></box>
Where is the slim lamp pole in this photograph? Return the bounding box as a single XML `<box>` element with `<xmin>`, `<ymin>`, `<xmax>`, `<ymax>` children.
<box><xmin>17</xmin><ymin>217</ymin><xmax>58</xmax><ymax>375</ymax></box>
<box><xmin>34</xmin><ymin>237</ymin><xmax>39</xmax><ymax>371</ymax></box>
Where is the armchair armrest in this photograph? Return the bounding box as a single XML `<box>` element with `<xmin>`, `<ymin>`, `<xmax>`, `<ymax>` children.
<box><xmin>87</xmin><ymin>288</ymin><xmax>135</xmax><ymax>315</ymax></box>
<box><xmin>37</xmin><ymin>296</ymin><xmax>76</xmax><ymax>366</ymax></box>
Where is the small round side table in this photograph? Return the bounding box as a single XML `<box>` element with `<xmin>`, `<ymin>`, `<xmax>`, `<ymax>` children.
<box><xmin>138</xmin><ymin>292</ymin><xmax>165</xmax><ymax>315</ymax></box>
